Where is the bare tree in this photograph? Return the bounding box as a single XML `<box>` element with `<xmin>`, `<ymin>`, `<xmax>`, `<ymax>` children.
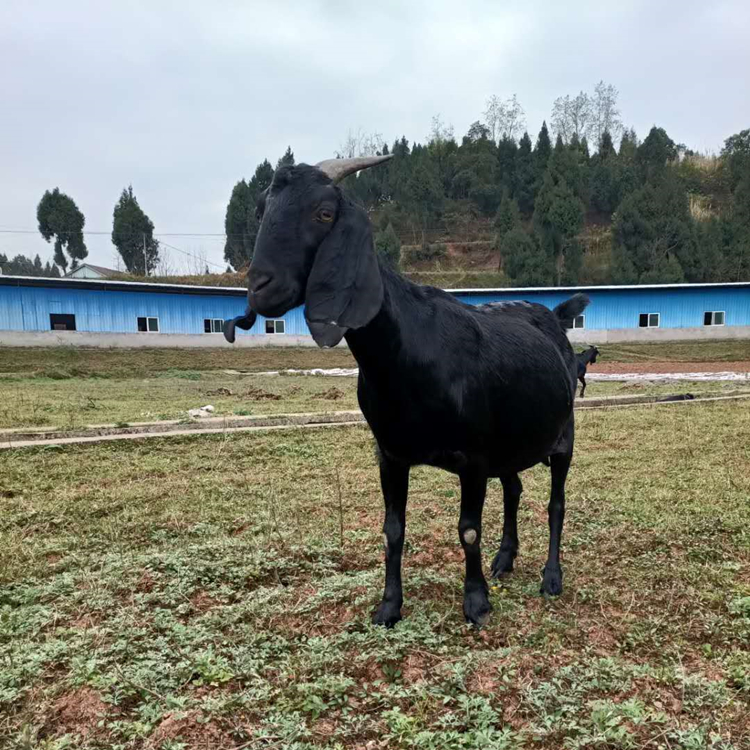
<box><xmin>427</xmin><ymin>113</ymin><xmax>454</xmax><ymax>144</ymax></box>
<box><xmin>336</xmin><ymin>128</ymin><xmax>386</xmax><ymax>158</ymax></box>
<box><xmin>155</xmin><ymin>246</ymin><xmax>177</xmax><ymax>277</ymax></box>
<box><xmin>591</xmin><ymin>80</ymin><xmax>623</xmax><ymax>149</ymax></box>
<box><xmin>483</xmin><ymin>94</ymin><xmax>526</xmax><ymax>143</ymax></box>
<box><xmin>551</xmin><ymin>92</ymin><xmax>593</xmax><ymax>144</ymax></box>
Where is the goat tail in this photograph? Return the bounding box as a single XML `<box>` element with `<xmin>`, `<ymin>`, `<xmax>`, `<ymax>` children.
<box><xmin>554</xmin><ymin>293</ymin><xmax>590</xmax><ymax>329</ymax></box>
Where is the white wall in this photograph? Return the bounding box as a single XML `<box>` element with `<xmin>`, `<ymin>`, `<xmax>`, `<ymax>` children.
<box><xmin>1</xmin><ymin>326</ymin><xmax>749</xmax><ymax>348</ymax></box>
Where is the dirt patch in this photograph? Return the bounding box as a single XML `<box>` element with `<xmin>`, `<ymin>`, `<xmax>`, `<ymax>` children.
<box><xmin>49</xmin><ymin>687</ymin><xmax>108</xmax><ymax>737</ymax></box>
<box><xmin>190</xmin><ymin>590</ymin><xmax>217</xmax><ymax>613</ymax></box>
<box><xmin>594</xmin><ymin>361</ymin><xmax>750</xmax><ymax>374</ymax></box>
<box><xmin>245</xmin><ymin>386</ymin><xmax>282</xmax><ymax>401</ymax></box>
<box><xmin>315</xmin><ymin>387</ymin><xmax>345</xmax><ymax>401</ymax></box>
<box><xmin>205</xmin><ymin>387</ymin><xmax>233</xmax><ymax>396</ymax></box>
<box><xmin>148</xmin><ymin>710</ymin><xmax>237</xmax><ymax>749</ymax></box>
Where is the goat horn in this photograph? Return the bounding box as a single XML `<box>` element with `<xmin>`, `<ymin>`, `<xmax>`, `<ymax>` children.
<box><xmin>315</xmin><ymin>154</ymin><xmax>393</xmax><ymax>183</ymax></box>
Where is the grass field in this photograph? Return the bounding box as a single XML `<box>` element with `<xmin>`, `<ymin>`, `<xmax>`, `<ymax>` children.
<box><xmin>2</xmin><ymin>340</ymin><xmax>750</xmax><ymax>378</ymax></box>
<box><xmin>1</xmin><ymin>344</ymin><xmax>748</xmax><ymax>430</ymax></box>
<box><xmin>1</xmin><ymin>399</ymin><xmax>749</xmax><ymax>748</ymax></box>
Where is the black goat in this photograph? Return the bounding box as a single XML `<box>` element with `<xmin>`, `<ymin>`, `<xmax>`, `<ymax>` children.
<box><xmin>576</xmin><ymin>346</ymin><xmax>599</xmax><ymax>398</ymax></box>
<box><xmin>225</xmin><ymin>157</ymin><xmax>589</xmax><ymax>627</ymax></box>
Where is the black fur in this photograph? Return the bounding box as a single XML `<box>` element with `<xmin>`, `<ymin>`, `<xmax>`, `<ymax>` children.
<box><xmin>234</xmin><ymin>163</ymin><xmax>590</xmax><ymax>627</ymax></box>
<box><xmin>575</xmin><ymin>345</ymin><xmax>599</xmax><ymax>398</ymax></box>
<box><xmin>223</xmin><ymin>308</ymin><xmax>257</xmax><ymax>344</ymax></box>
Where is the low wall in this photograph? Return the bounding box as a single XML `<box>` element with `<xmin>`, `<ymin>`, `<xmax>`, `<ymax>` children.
<box><xmin>0</xmin><ymin>331</ymin><xmax>325</xmax><ymax>348</ymax></box>
<box><xmin>567</xmin><ymin>326</ymin><xmax>750</xmax><ymax>343</ymax></box>
<box><xmin>1</xmin><ymin>326</ymin><xmax>749</xmax><ymax>348</ymax></box>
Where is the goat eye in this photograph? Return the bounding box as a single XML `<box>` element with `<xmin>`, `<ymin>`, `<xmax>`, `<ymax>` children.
<box><xmin>317</xmin><ymin>209</ymin><xmax>334</xmax><ymax>223</ymax></box>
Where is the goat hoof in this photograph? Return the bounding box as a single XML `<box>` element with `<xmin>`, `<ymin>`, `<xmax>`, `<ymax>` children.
<box><xmin>490</xmin><ymin>549</ymin><xmax>516</xmax><ymax>578</ymax></box>
<box><xmin>372</xmin><ymin>601</ymin><xmax>402</xmax><ymax>628</ymax></box>
<box><xmin>463</xmin><ymin>588</ymin><xmax>492</xmax><ymax>628</ymax></box>
<box><xmin>540</xmin><ymin>565</ymin><xmax>563</xmax><ymax>597</ymax></box>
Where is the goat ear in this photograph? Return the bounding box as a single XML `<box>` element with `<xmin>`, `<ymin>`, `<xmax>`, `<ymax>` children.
<box><xmin>304</xmin><ymin>196</ymin><xmax>383</xmax><ymax>347</ymax></box>
<box><xmin>223</xmin><ymin>309</ymin><xmax>257</xmax><ymax>344</ymax></box>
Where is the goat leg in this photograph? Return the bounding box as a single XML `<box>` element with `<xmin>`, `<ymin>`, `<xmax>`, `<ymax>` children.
<box><xmin>491</xmin><ymin>473</ymin><xmax>522</xmax><ymax>578</ymax></box>
<box><xmin>459</xmin><ymin>469</ymin><xmax>491</xmax><ymax>627</ymax></box>
<box><xmin>541</xmin><ymin>450</ymin><xmax>571</xmax><ymax>596</ymax></box>
<box><xmin>372</xmin><ymin>454</ymin><xmax>409</xmax><ymax>627</ymax></box>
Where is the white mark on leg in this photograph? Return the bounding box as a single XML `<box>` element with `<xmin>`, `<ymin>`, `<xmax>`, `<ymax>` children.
<box><xmin>383</xmin><ymin>533</ymin><xmax>389</xmax><ymax>552</ymax></box>
<box><xmin>463</xmin><ymin>528</ymin><xmax>477</xmax><ymax>545</ymax></box>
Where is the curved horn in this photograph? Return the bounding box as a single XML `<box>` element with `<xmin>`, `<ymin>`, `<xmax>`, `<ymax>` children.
<box><xmin>315</xmin><ymin>154</ymin><xmax>393</xmax><ymax>184</ymax></box>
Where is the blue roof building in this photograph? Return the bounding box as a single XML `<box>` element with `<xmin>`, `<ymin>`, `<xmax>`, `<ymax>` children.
<box><xmin>0</xmin><ymin>275</ymin><xmax>748</xmax><ymax>346</ymax></box>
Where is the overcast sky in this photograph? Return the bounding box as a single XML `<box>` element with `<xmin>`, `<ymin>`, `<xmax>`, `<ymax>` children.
<box><xmin>1</xmin><ymin>0</ymin><xmax>748</xmax><ymax>272</ymax></box>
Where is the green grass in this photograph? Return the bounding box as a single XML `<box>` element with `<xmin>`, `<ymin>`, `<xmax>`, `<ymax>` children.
<box><xmin>1</xmin><ymin>401</ymin><xmax>749</xmax><ymax>748</ymax></box>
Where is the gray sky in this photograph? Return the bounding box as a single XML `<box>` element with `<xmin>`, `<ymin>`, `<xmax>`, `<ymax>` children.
<box><xmin>1</xmin><ymin>0</ymin><xmax>748</xmax><ymax>272</ymax></box>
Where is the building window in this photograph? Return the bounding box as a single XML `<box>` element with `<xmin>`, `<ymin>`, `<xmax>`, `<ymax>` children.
<box><xmin>573</xmin><ymin>314</ymin><xmax>585</xmax><ymax>329</ymax></box>
<box><xmin>50</xmin><ymin>313</ymin><xmax>76</xmax><ymax>331</ymax></box>
<box><xmin>704</xmin><ymin>311</ymin><xmax>725</xmax><ymax>326</ymax></box>
<box><xmin>265</xmin><ymin>319</ymin><xmax>285</xmax><ymax>334</ymax></box>
<box><xmin>639</xmin><ymin>313</ymin><xmax>660</xmax><ymax>328</ymax></box>
<box><xmin>137</xmin><ymin>316</ymin><xmax>159</xmax><ymax>332</ymax></box>
<box><xmin>204</xmin><ymin>318</ymin><xmax>225</xmax><ymax>333</ymax></box>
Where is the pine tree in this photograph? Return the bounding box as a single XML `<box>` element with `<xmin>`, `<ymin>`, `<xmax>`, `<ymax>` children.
<box><xmin>533</xmin><ymin>171</ymin><xmax>585</xmax><ymax>285</ymax></box>
<box><xmin>37</xmin><ymin>188</ymin><xmax>88</xmax><ymax>271</ymax></box>
<box><xmin>494</xmin><ymin>189</ymin><xmax>521</xmax><ymax>236</ymax></box>
<box><xmin>276</xmin><ymin>147</ymin><xmax>295</xmax><ymax>169</ymax></box>
<box><xmin>223</xmin><ymin>159</ymin><xmax>275</xmax><ymax>270</ymax></box>
<box><xmin>496</xmin><ymin>136</ymin><xmax>518</xmax><ymax>194</ymax></box>
<box><xmin>533</xmin><ymin>121</ymin><xmax>552</xmax><ymax>179</ymax></box>
<box><xmin>501</xmin><ymin>229</ymin><xmax>553</xmax><ymax>285</ymax></box>
<box><xmin>374</xmin><ymin>223</ymin><xmax>401</xmax><ymax>269</ymax></box>
<box><xmin>111</xmin><ymin>186</ymin><xmax>159</xmax><ymax>275</ymax></box>
<box><xmin>514</xmin><ymin>132</ymin><xmax>536</xmax><ymax>216</ymax></box>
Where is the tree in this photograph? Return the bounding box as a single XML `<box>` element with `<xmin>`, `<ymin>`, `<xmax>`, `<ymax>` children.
<box><xmin>37</xmin><ymin>188</ymin><xmax>88</xmax><ymax>271</ymax></box>
<box><xmin>551</xmin><ymin>91</ymin><xmax>593</xmax><ymax>143</ymax></box>
<box><xmin>496</xmin><ymin>135</ymin><xmax>518</xmax><ymax>194</ymax></box>
<box><xmin>374</xmin><ymin>223</ymin><xmax>401</xmax><ymax>269</ymax></box>
<box><xmin>111</xmin><ymin>186</ymin><xmax>159</xmax><ymax>275</ymax></box>
<box><xmin>494</xmin><ymin>189</ymin><xmax>521</xmax><ymax>236</ymax></box>
<box><xmin>636</xmin><ymin>126</ymin><xmax>678</xmax><ymax>182</ymax></box>
<box><xmin>276</xmin><ymin>146</ymin><xmax>295</xmax><ymax>169</ymax></box>
<box><xmin>223</xmin><ymin>159</ymin><xmax>274</xmax><ymax>270</ymax></box>
<box><xmin>466</xmin><ymin>121</ymin><xmax>491</xmax><ymax>143</ymax></box>
<box><xmin>591</xmin><ymin>81</ymin><xmax>623</xmax><ymax>148</ymax></box>
<box><xmin>590</xmin><ymin>136</ymin><xmax>620</xmax><ymax>216</ymax></box>
<box><xmin>611</xmin><ymin>175</ymin><xmax>696</xmax><ymax>283</ymax></box>
<box><xmin>533</xmin><ymin>121</ymin><xmax>552</xmax><ymax>179</ymax></box>
<box><xmin>515</xmin><ymin>132</ymin><xmax>536</xmax><ymax>216</ymax></box>
<box><xmin>0</xmin><ymin>253</ymin><xmax>59</xmax><ymax>277</ymax></box>
<box><xmin>224</xmin><ymin>180</ymin><xmax>253</xmax><ymax>270</ymax></box>
<box><xmin>533</xmin><ymin>171</ymin><xmax>585</xmax><ymax>285</ymax></box>
<box><xmin>483</xmin><ymin>94</ymin><xmax>526</xmax><ymax>143</ymax></box>
<box><xmin>337</xmin><ymin>128</ymin><xmax>385</xmax><ymax>158</ymax></box>
<box><xmin>501</xmin><ymin>228</ymin><xmax>553</xmax><ymax>285</ymax></box>
<box><xmin>721</xmin><ymin>128</ymin><xmax>750</xmax><ymax>189</ymax></box>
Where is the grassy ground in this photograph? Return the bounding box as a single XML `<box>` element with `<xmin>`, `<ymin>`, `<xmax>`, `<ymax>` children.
<box><xmin>2</xmin><ymin>340</ymin><xmax>750</xmax><ymax>379</ymax></box>
<box><xmin>1</xmin><ymin>401</ymin><xmax>749</xmax><ymax>748</ymax></box>
<box><xmin>1</xmin><ymin>344</ymin><xmax>748</xmax><ymax>430</ymax></box>
<box><xmin>0</xmin><ymin>371</ymin><xmax>743</xmax><ymax>430</ymax></box>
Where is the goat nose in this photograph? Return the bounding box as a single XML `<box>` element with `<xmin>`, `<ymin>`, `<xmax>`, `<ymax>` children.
<box><xmin>248</xmin><ymin>271</ymin><xmax>273</xmax><ymax>294</ymax></box>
